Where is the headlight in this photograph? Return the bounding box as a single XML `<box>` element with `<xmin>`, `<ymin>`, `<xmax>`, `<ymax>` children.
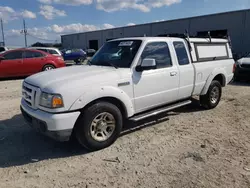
<box><xmin>40</xmin><ymin>92</ymin><xmax>64</xmax><ymax>108</ymax></box>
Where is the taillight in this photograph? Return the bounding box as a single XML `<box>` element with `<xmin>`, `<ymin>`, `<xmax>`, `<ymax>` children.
<box><xmin>233</xmin><ymin>63</ymin><xmax>236</xmax><ymax>73</ymax></box>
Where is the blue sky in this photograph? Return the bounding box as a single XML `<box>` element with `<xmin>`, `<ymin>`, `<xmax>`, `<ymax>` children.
<box><xmin>0</xmin><ymin>0</ymin><xmax>249</xmax><ymax>46</ymax></box>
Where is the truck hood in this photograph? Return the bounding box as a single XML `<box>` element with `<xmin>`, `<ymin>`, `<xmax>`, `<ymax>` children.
<box><xmin>25</xmin><ymin>65</ymin><xmax>123</xmax><ymax>91</ymax></box>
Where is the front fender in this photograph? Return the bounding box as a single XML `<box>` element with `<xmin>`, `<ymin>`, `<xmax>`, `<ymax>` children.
<box><xmin>201</xmin><ymin>68</ymin><xmax>226</xmax><ymax>95</ymax></box>
<box><xmin>69</xmin><ymin>86</ymin><xmax>135</xmax><ymax>117</ymax></box>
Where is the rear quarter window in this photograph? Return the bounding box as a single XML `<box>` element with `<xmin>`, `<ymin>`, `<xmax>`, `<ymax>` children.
<box><xmin>48</xmin><ymin>49</ymin><xmax>59</xmax><ymax>55</ymax></box>
<box><xmin>173</xmin><ymin>42</ymin><xmax>190</xmax><ymax>65</ymax></box>
<box><xmin>37</xmin><ymin>49</ymin><xmax>48</xmax><ymax>53</ymax></box>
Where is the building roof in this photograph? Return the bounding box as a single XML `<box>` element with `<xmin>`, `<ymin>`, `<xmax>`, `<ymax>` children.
<box><xmin>61</xmin><ymin>8</ymin><xmax>250</xmax><ymax>37</ymax></box>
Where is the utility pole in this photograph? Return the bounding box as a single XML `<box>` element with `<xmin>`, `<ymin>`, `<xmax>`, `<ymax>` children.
<box><xmin>21</xmin><ymin>19</ymin><xmax>28</xmax><ymax>47</ymax></box>
<box><xmin>0</xmin><ymin>19</ymin><xmax>5</xmax><ymax>46</ymax></box>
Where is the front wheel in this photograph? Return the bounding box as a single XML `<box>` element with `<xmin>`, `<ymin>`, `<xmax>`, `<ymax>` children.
<box><xmin>75</xmin><ymin>102</ymin><xmax>123</xmax><ymax>151</ymax></box>
<box><xmin>200</xmin><ymin>80</ymin><xmax>222</xmax><ymax>109</ymax></box>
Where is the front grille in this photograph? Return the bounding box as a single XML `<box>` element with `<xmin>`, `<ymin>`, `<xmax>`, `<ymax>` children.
<box><xmin>241</xmin><ymin>64</ymin><xmax>250</xmax><ymax>69</ymax></box>
<box><xmin>22</xmin><ymin>82</ymin><xmax>40</xmax><ymax>109</ymax></box>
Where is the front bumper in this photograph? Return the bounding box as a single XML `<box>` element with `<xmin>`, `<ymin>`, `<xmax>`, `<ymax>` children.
<box><xmin>21</xmin><ymin>99</ymin><xmax>80</xmax><ymax>142</ymax></box>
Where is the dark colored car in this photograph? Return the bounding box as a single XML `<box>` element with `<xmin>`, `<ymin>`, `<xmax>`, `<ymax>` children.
<box><xmin>234</xmin><ymin>53</ymin><xmax>250</xmax><ymax>81</ymax></box>
<box><xmin>86</xmin><ymin>49</ymin><xmax>96</xmax><ymax>57</ymax></box>
<box><xmin>61</xmin><ymin>49</ymin><xmax>87</xmax><ymax>63</ymax></box>
<box><xmin>0</xmin><ymin>48</ymin><xmax>65</xmax><ymax>78</ymax></box>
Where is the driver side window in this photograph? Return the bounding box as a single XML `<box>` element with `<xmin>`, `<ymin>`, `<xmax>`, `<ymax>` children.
<box><xmin>141</xmin><ymin>42</ymin><xmax>172</xmax><ymax>69</ymax></box>
<box><xmin>3</xmin><ymin>51</ymin><xmax>23</xmax><ymax>60</ymax></box>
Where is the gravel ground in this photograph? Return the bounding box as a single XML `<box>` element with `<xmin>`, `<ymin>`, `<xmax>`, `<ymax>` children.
<box><xmin>0</xmin><ymin>79</ymin><xmax>249</xmax><ymax>188</ymax></box>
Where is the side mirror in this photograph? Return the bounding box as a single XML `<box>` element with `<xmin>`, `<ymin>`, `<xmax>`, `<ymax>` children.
<box><xmin>136</xmin><ymin>58</ymin><xmax>156</xmax><ymax>72</ymax></box>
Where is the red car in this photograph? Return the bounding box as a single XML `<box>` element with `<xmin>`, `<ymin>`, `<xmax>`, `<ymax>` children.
<box><xmin>0</xmin><ymin>48</ymin><xmax>65</xmax><ymax>78</ymax></box>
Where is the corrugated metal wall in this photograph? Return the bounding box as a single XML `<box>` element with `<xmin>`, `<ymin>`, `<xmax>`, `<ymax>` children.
<box><xmin>61</xmin><ymin>9</ymin><xmax>250</xmax><ymax>55</ymax></box>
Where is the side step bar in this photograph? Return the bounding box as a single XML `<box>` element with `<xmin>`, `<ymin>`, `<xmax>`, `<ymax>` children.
<box><xmin>130</xmin><ymin>100</ymin><xmax>192</xmax><ymax>122</ymax></box>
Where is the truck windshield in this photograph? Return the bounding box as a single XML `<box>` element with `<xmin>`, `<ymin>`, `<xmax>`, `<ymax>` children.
<box><xmin>90</xmin><ymin>40</ymin><xmax>142</xmax><ymax>68</ymax></box>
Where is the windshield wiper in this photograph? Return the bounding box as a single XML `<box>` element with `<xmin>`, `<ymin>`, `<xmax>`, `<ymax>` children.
<box><xmin>96</xmin><ymin>61</ymin><xmax>118</xmax><ymax>69</ymax></box>
<box><xmin>89</xmin><ymin>61</ymin><xmax>118</xmax><ymax>69</ymax></box>
<box><xmin>106</xmin><ymin>61</ymin><xmax>118</xmax><ymax>69</ymax></box>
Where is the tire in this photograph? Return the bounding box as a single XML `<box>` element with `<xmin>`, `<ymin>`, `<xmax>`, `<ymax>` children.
<box><xmin>75</xmin><ymin>57</ymin><xmax>86</xmax><ymax>65</ymax></box>
<box><xmin>43</xmin><ymin>64</ymin><xmax>55</xmax><ymax>71</ymax></box>
<box><xmin>200</xmin><ymin>80</ymin><xmax>222</xmax><ymax>109</ymax></box>
<box><xmin>74</xmin><ymin>59</ymin><xmax>79</xmax><ymax>63</ymax></box>
<box><xmin>75</xmin><ymin>101</ymin><xmax>123</xmax><ymax>151</ymax></box>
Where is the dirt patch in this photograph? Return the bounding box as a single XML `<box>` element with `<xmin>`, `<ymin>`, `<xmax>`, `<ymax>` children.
<box><xmin>0</xmin><ymin>79</ymin><xmax>250</xmax><ymax>188</ymax></box>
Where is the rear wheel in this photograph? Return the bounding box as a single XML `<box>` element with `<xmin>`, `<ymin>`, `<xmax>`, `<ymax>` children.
<box><xmin>200</xmin><ymin>80</ymin><xmax>222</xmax><ymax>109</ymax></box>
<box><xmin>43</xmin><ymin>64</ymin><xmax>55</xmax><ymax>71</ymax></box>
<box><xmin>75</xmin><ymin>102</ymin><xmax>123</xmax><ymax>151</ymax></box>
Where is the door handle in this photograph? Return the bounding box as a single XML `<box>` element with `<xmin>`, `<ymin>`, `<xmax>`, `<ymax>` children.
<box><xmin>170</xmin><ymin>71</ymin><xmax>177</xmax><ymax>76</ymax></box>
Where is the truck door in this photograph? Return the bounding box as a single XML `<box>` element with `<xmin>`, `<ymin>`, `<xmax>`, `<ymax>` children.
<box><xmin>173</xmin><ymin>41</ymin><xmax>195</xmax><ymax>99</ymax></box>
<box><xmin>133</xmin><ymin>41</ymin><xmax>180</xmax><ymax>113</ymax></box>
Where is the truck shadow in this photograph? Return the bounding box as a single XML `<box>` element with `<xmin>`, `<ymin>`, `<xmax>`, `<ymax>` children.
<box><xmin>0</xmin><ymin>114</ymin><xmax>86</xmax><ymax>168</ymax></box>
<box><xmin>173</xmin><ymin>98</ymin><xmax>206</xmax><ymax>113</ymax></box>
<box><xmin>121</xmin><ymin>98</ymin><xmax>205</xmax><ymax>137</ymax></box>
<box><xmin>0</xmin><ymin>99</ymin><xmax>203</xmax><ymax>168</ymax></box>
<box><xmin>0</xmin><ymin>76</ymin><xmax>26</xmax><ymax>81</ymax></box>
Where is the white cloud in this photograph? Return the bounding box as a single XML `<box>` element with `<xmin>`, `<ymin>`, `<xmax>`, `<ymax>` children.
<box><xmin>51</xmin><ymin>23</ymin><xmax>99</xmax><ymax>33</ymax></box>
<box><xmin>0</xmin><ymin>6</ymin><xmax>15</xmax><ymax>14</ymax></box>
<box><xmin>6</xmin><ymin>22</ymin><xmax>116</xmax><ymax>42</ymax></box>
<box><xmin>6</xmin><ymin>27</ymin><xmax>50</xmax><ymax>40</ymax></box>
<box><xmin>96</xmin><ymin>0</ymin><xmax>150</xmax><ymax>12</ymax></box>
<box><xmin>38</xmin><ymin>0</ymin><xmax>53</xmax><ymax>4</ymax></box>
<box><xmin>50</xmin><ymin>23</ymin><xmax>115</xmax><ymax>34</ymax></box>
<box><xmin>102</xmin><ymin>23</ymin><xmax>115</xmax><ymax>29</ymax></box>
<box><xmin>154</xmin><ymin>19</ymin><xmax>165</xmax><ymax>22</ymax></box>
<box><xmin>38</xmin><ymin>0</ymin><xmax>92</xmax><ymax>5</ymax></box>
<box><xmin>39</xmin><ymin>5</ymin><xmax>66</xmax><ymax>20</ymax></box>
<box><xmin>95</xmin><ymin>0</ymin><xmax>181</xmax><ymax>12</ymax></box>
<box><xmin>0</xmin><ymin>6</ymin><xmax>37</xmax><ymax>22</ymax></box>
<box><xmin>38</xmin><ymin>0</ymin><xmax>181</xmax><ymax>12</ymax></box>
<box><xmin>28</xmin><ymin>27</ymin><xmax>50</xmax><ymax>39</ymax></box>
<box><xmin>21</xmin><ymin>10</ymin><xmax>37</xmax><ymax>19</ymax></box>
<box><xmin>147</xmin><ymin>0</ymin><xmax>181</xmax><ymax>8</ymax></box>
<box><xmin>0</xmin><ymin>6</ymin><xmax>17</xmax><ymax>22</ymax></box>
<box><xmin>127</xmin><ymin>23</ymin><xmax>136</xmax><ymax>26</ymax></box>
<box><xmin>6</xmin><ymin>29</ymin><xmax>21</xmax><ymax>37</ymax></box>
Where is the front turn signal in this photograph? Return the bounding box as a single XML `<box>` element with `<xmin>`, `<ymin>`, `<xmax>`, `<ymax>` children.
<box><xmin>52</xmin><ymin>96</ymin><xmax>64</xmax><ymax>108</ymax></box>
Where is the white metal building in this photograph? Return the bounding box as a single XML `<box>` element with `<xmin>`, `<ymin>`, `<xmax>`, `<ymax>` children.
<box><xmin>61</xmin><ymin>9</ymin><xmax>250</xmax><ymax>56</ymax></box>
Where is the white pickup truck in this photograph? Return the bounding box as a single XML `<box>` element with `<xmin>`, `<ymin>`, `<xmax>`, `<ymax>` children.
<box><xmin>21</xmin><ymin>37</ymin><xmax>234</xmax><ymax>151</ymax></box>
